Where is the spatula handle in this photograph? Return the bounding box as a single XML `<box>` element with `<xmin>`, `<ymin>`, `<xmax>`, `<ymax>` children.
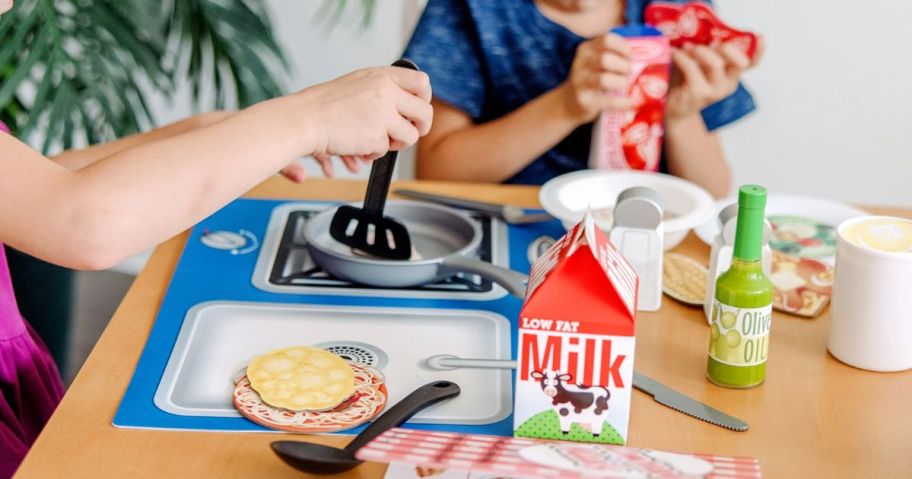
<box><xmin>361</xmin><ymin>59</ymin><xmax>419</xmax><ymax>216</ymax></box>
<box><xmin>362</xmin><ymin>153</ymin><xmax>397</xmax><ymax>215</ymax></box>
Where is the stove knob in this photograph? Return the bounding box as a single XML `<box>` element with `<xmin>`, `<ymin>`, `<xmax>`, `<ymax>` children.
<box><xmin>201</xmin><ymin>230</ymin><xmax>247</xmax><ymax>250</ymax></box>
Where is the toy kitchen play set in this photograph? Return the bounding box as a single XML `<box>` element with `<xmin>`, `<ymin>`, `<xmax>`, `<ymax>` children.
<box><xmin>114</xmin><ymin>2</ymin><xmax>766</xmax><ymax>461</ymax></box>
<box><xmin>114</xmin><ymin>195</ymin><xmax>566</xmax><ymax>437</ymax></box>
<box><xmin>113</xmin><ymin>178</ymin><xmax>763</xmax><ymax>477</ymax></box>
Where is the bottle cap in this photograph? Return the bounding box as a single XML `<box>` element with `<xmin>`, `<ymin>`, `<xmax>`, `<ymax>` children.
<box><xmin>738</xmin><ymin>184</ymin><xmax>767</xmax><ymax>210</ymax></box>
<box><xmin>733</xmin><ymin>184</ymin><xmax>768</xmax><ymax>262</ymax></box>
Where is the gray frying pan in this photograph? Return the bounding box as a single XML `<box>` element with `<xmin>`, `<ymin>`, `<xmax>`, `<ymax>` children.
<box><xmin>303</xmin><ymin>201</ymin><xmax>528</xmax><ymax>297</ymax></box>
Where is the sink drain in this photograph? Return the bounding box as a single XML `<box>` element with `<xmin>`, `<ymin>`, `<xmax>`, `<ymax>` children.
<box><xmin>314</xmin><ymin>341</ymin><xmax>389</xmax><ymax>370</ymax></box>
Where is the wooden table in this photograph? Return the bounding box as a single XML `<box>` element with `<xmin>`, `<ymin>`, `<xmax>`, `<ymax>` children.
<box><xmin>16</xmin><ymin>178</ymin><xmax>912</xmax><ymax>478</ymax></box>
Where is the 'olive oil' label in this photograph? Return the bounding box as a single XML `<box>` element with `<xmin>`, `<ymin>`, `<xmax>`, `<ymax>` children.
<box><xmin>708</xmin><ymin>301</ymin><xmax>772</xmax><ymax>366</ymax></box>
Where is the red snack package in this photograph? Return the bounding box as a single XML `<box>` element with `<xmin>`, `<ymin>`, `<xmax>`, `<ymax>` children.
<box><xmin>645</xmin><ymin>1</ymin><xmax>758</xmax><ymax>60</ymax></box>
<box><xmin>589</xmin><ymin>26</ymin><xmax>670</xmax><ymax>172</ymax></box>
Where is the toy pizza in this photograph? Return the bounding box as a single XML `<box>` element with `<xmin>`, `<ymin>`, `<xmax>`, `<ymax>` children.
<box><xmin>645</xmin><ymin>1</ymin><xmax>759</xmax><ymax>60</ymax></box>
<box><xmin>234</xmin><ymin>361</ymin><xmax>387</xmax><ymax>433</ymax></box>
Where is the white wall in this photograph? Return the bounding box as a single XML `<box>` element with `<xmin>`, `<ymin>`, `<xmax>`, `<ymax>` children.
<box><xmin>153</xmin><ymin>0</ymin><xmax>912</xmax><ymax>207</ymax></box>
<box><xmin>715</xmin><ymin>0</ymin><xmax>912</xmax><ymax>207</ymax></box>
<box><xmin>152</xmin><ymin>1</ymin><xmax>418</xmax><ymax>180</ymax></box>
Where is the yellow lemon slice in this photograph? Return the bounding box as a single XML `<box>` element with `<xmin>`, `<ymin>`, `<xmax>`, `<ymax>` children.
<box><xmin>247</xmin><ymin>346</ymin><xmax>355</xmax><ymax>412</ymax></box>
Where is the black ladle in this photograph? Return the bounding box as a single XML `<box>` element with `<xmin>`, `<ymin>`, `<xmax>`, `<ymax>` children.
<box><xmin>271</xmin><ymin>381</ymin><xmax>460</xmax><ymax>475</ymax></box>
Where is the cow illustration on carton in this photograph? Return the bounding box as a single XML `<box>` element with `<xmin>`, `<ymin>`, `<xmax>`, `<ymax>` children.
<box><xmin>514</xmin><ymin>213</ymin><xmax>638</xmax><ymax>445</ymax></box>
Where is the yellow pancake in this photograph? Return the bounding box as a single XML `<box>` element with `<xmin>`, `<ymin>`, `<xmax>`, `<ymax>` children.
<box><xmin>247</xmin><ymin>346</ymin><xmax>355</xmax><ymax>412</ymax></box>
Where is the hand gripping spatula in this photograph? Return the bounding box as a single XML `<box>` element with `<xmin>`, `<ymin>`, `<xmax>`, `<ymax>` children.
<box><xmin>328</xmin><ymin>59</ymin><xmax>417</xmax><ymax>260</ymax></box>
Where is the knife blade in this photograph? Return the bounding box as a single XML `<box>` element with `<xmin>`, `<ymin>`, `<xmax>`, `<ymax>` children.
<box><xmin>394</xmin><ymin>189</ymin><xmax>506</xmax><ymax>215</ymax></box>
<box><xmin>633</xmin><ymin>371</ymin><xmax>749</xmax><ymax>432</ymax></box>
<box><xmin>393</xmin><ymin>189</ymin><xmax>554</xmax><ymax>224</ymax></box>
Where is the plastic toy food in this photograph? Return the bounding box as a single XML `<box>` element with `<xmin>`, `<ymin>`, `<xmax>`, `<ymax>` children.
<box><xmin>589</xmin><ymin>26</ymin><xmax>670</xmax><ymax>172</ymax></box>
<box><xmin>514</xmin><ymin>212</ymin><xmax>639</xmax><ymax>445</ymax></box>
<box><xmin>234</xmin><ymin>361</ymin><xmax>387</xmax><ymax>433</ymax></box>
<box><xmin>662</xmin><ymin>252</ymin><xmax>708</xmax><ymax>306</ymax></box>
<box><xmin>247</xmin><ymin>346</ymin><xmax>356</xmax><ymax>411</ymax></box>
<box><xmin>768</xmin><ymin>216</ymin><xmax>837</xmax><ymax>258</ymax></box>
<box><xmin>645</xmin><ymin>2</ymin><xmax>759</xmax><ymax>60</ymax></box>
<box><xmin>841</xmin><ymin>217</ymin><xmax>912</xmax><ymax>253</ymax></box>
<box><xmin>707</xmin><ymin>186</ymin><xmax>773</xmax><ymax>389</ymax></box>
<box><xmin>769</xmin><ymin>251</ymin><xmax>833</xmax><ymax>318</ymax></box>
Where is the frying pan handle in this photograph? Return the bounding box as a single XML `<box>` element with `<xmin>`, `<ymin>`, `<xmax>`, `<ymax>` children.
<box><xmin>441</xmin><ymin>256</ymin><xmax>529</xmax><ymax>298</ymax></box>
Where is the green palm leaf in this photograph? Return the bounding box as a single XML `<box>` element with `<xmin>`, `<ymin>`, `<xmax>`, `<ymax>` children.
<box><xmin>316</xmin><ymin>0</ymin><xmax>376</xmax><ymax>31</ymax></box>
<box><xmin>0</xmin><ymin>0</ymin><xmax>288</xmax><ymax>154</ymax></box>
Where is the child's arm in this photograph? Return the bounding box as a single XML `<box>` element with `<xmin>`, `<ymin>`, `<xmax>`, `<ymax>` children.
<box><xmin>664</xmin><ymin>112</ymin><xmax>730</xmax><ymax>198</ymax></box>
<box><xmin>50</xmin><ymin>111</ymin><xmax>361</xmax><ymax>182</ymax></box>
<box><xmin>416</xmin><ymin>34</ymin><xmax>633</xmax><ymax>183</ymax></box>
<box><xmin>0</xmin><ymin>67</ymin><xmax>432</xmax><ymax>270</ymax></box>
<box><xmin>663</xmin><ymin>41</ymin><xmax>764</xmax><ymax>198</ymax></box>
<box><xmin>49</xmin><ymin>112</ymin><xmax>233</xmax><ymax>171</ymax></box>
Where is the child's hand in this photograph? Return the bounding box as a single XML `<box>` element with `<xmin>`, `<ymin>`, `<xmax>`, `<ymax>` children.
<box><xmin>560</xmin><ymin>33</ymin><xmax>634</xmax><ymax>123</ymax></box>
<box><xmin>293</xmin><ymin>66</ymin><xmax>433</xmax><ymax>161</ymax></box>
<box><xmin>278</xmin><ymin>154</ymin><xmax>369</xmax><ymax>182</ymax></box>
<box><xmin>666</xmin><ymin>37</ymin><xmax>764</xmax><ymax>123</ymax></box>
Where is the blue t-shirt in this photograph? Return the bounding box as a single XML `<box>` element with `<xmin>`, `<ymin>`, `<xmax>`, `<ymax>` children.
<box><xmin>403</xmin><ymin>0</ymin><xmax>756</xmax><ymax>185</ymax></box>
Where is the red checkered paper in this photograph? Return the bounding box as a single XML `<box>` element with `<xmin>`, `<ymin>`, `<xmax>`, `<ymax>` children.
<box><xmin>358</xmin><ymin>428</ymin><xmax>762</xmax><ymax>479</ymax></box>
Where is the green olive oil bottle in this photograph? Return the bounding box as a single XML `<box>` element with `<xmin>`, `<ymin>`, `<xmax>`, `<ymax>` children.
<box><xmin>707</xmin><ymin>185</ymin><xmax>773</xmax><ymax>388</ymax></box>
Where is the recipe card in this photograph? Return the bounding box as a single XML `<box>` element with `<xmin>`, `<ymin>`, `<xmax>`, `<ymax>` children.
<box><xmin>365</xmin><ymin>428</ymin><xmax>761</xmax><ymax>479</ymax></box>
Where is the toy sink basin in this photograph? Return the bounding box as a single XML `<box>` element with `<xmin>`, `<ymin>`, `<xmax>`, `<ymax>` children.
<box><xmin>154</xmin><ymin>301</ymin><xmax>513</xmax><ymax>425</ymax></box>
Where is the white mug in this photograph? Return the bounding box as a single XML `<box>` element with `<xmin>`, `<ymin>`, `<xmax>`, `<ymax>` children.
<box><xmin>828</xmin><ymin>215</ymin><xmax>912</xmax><ymax>372</ymax></box>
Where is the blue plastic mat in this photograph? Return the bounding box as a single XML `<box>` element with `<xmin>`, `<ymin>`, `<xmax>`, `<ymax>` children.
<box><xmin>114</xmin><ymin>198</ymin><xmax>564</xmax><ymax>436</ymax></box>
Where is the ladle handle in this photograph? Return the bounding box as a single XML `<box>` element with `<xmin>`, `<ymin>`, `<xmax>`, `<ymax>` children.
<box><xmin>344</xmin><ymin>381</ymin><xmax>460</xmax><ymax>454</ymax></box>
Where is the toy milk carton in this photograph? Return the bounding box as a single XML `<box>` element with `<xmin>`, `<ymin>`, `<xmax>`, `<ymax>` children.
<box><xmin>514</xmin><ymin>213</ymin><xmax>638</xmax><ymax>445</ymax></box>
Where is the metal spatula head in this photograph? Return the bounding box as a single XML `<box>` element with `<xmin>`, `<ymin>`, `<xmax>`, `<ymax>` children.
<box><xmin>328</xmin><ymin>59</ymin><xmax>418</xmax><ymax>260</ymax></box>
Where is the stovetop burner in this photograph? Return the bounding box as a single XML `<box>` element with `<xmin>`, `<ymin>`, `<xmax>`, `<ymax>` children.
<box><xmin>252</xmin><ymin>202</ymin><xmax>510</xmax><ymax>300</ymax></box>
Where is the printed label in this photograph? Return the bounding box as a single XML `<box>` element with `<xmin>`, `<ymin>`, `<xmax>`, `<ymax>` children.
<box><xmin>708</xmin><ymin>301</ymin><xmax>772</xmax><ymax>366</ymax></box>
<box><xmin>514</xmin><ymin>327</ymin><xmax>635</xmax><ymax>444</ymax></box>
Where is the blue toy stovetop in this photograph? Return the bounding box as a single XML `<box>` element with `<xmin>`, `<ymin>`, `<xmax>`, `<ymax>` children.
<box><xmin>114</xmin><ymin>198</ymin><xmax>564</xmax><ymax>436</ymax></box>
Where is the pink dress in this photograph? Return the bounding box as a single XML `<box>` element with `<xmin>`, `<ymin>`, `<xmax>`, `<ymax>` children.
<box><xmin>0</xmin><ymin>122</ymin><xmax>65</xmax><ymax>478</ymax></box>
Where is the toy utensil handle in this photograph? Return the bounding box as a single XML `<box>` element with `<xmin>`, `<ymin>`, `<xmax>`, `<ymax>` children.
<box><xmin>344</xmin><ymin>381</ymin><xmax>460</xmax><ymax>454</ymax></box>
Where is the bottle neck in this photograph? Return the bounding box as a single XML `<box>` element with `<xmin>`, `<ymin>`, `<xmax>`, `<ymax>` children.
<box><xmin>728</xmin><ymin>257</ymin><xmax>764</xmax><ymax>275</ymax></box>
<box><xmin>733</xmin><ymin>206</ymin><xmax>765</xmax><ymax>262</ymax></box>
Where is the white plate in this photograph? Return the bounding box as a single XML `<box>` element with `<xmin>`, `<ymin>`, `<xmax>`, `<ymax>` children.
<box><xmin>694</xmin><ymin>194</ymin><xmax>869</xmax><ymax>246</ymax></box>
<box><xmin>539</xmin><ymin>170</ymin><xmax>715</xmax><ymax>250</ymax></box>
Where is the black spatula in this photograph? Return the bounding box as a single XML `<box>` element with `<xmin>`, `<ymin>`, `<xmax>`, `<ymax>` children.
<box><xmin>328</xmin><ymin>59</ymin><xmax>417</xmax><ymax>260</ymax></box>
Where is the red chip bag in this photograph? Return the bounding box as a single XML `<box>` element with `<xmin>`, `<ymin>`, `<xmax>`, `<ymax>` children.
<box><xmin>589</xmin><ymin>27</ymin><xmax>670</xmax><ymax>172</ymax></box>
<box><xmin>645</xmin><ymin>1</ymin><xmax>759</xmax><ymax>60</ymax></box>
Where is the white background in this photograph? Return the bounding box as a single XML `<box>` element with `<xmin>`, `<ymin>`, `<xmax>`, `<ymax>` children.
<box><xmin>153</xmin><ymin>0</ymin><xmax>912</xmax><ymax>207</ymax></box>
